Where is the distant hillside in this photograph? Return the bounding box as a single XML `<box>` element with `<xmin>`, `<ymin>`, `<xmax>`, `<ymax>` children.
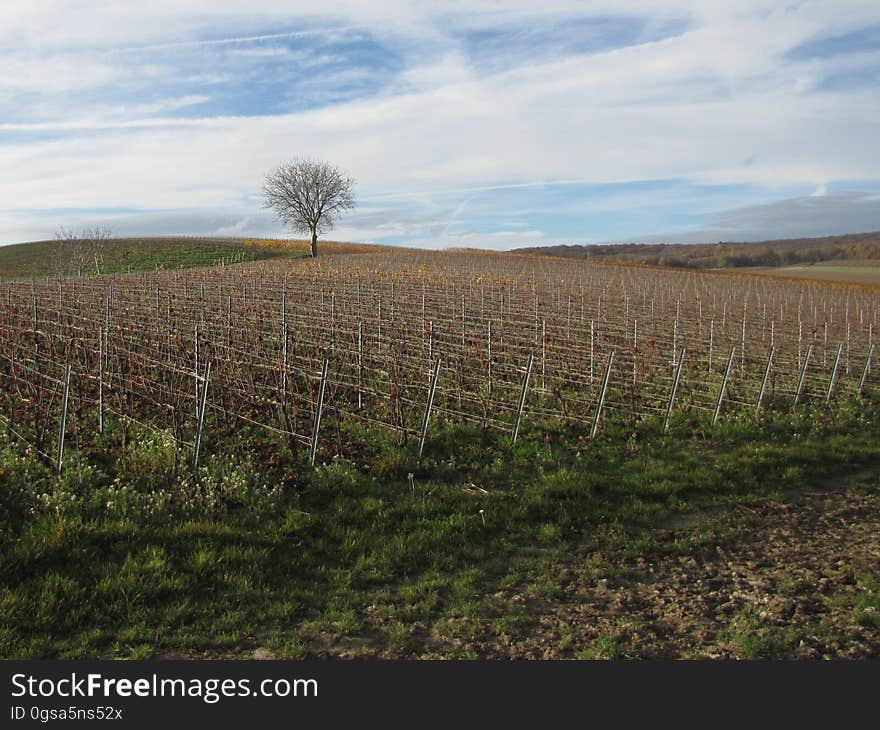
<box><xmin>512</xmin><ymin>231</ymin><xmax>880</xmax><ymax>269</ymax></box>
<box><xmin>0</xmin><ymin>237</ymin><xmax>290</xmax><ymax>279</ymax></box>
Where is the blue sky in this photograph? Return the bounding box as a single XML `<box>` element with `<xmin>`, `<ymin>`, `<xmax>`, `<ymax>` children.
<box><xmin>2</xmin><ymin>1</ymin><xmax>880</xmax><ymax>248</ymax></box>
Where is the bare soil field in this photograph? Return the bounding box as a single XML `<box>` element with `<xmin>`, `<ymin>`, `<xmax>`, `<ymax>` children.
<box><xmin>742</xmin><ymin>261</ymin><xmax>880</xmax><ymax>288</ymax></box>
<box><xmin>305</xmin><ymin>475</ymin><xmax>880</xmax><ymax>660</ymax></box>
<box><xmin>482</xmin><ymin>481</ymin><xmax>880</xmax><ymax>659</ymax></box>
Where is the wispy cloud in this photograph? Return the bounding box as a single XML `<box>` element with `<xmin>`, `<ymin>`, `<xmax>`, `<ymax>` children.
<box><xmin>0</xmin><ymin>96</ymin><xmax>210</xmax><ymax>131</ymax></box>
<box><xmin>117</xmin><ymin>28</ymin><xmax>356</xmax><ymax>53</ymax></box>
<box><xmin>619</xmin><ymin>191</ymin><xmax>880</xmax><ymax>244</ymax></box>
<box><xmin>2</xmin><ymin>1</ymin><xmax>880</xmax><ymax>246</ymax></box>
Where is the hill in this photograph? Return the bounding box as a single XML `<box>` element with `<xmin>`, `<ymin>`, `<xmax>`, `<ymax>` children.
<box><xmin>512</xmin><ymin>231</ymin><xmax>880</xmax><ymax>269</ymax></box>
<box><xmin>0</xmin><ymin>237</ymin><xmax>382</xmax><ymax>280</ymax></box>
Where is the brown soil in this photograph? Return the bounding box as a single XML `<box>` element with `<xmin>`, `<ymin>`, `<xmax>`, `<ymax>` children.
<box><xmin>742</xmin><ymin>264</ymin><xmax>880</xmax><ymax>287</ymax></box>
<box><xmin>310</xmin><ymin>483</ymin><xmax>880</xmax><ymax>659</ymax></box>
<box><xmin>479</xmin><ymin>487</ymin><xmax>879</xmax><ymax>658</ymax></box>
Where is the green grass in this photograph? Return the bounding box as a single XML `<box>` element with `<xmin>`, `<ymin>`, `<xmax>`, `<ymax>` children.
<box><xmin>1</xmin><ymin>397</ymin><xmax>879</xmax><ymax>658</ymax></box>
<box><xmin>852</xmin><ymin>572</ymin><xmax>880</xmax><ymax>629</ymax></box>
<box><xmin>576</xmin><ymin>633</ymin><xmax>627</xmax><ymax>660</ymax></box>
<box><xmin>723</xmin><ymin>606</ymin><xmax>807</xmax><ymax>660</ymax></box>
<box><xmin>0</xmin><ymin>237</ymin><xmax>307</xmax><ymax>279</ymax></box>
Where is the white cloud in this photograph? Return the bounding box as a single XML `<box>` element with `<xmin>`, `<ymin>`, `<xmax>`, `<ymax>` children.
<box><xmin>619</xmin><ymin>192</ymin><xmax>880</xmax><ymax>244</ymax></box>
<box><xmin>0</xmin><ymin>55</ymin><xmax>123</xmax><ymax>96</ymax></box>
<box><xmin>2</xmin><ymin>1</ymin><xmax>880</xmax><ymax>245</ymax></box>
<box><xmin>0</xmin><ymin>96</ymin><xmax>210</xmax><ymax>131</ymax></box>
<box><xmin>227</xmin><ymin>46</ymin><xmax>298</xmax><ymax>58</ymax></box>
<box><xmin>3</xmin><ymin>45</ymin><xmax>878</xmax><ymax>210</ymax></box>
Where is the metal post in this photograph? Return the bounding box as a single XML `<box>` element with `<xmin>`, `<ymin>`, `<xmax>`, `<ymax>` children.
<box><xmin>591</xmin><ymin>350</ymin><xmax>615</xmax><ymax>439</ymax></box>
<box><xmin>282</xmin><ymin>276</ymin><xmax>287</xmax><ymax>329</ymax></box>
<box><xmin>798</xmin><ymin>319</ymin><xmax>803</xmax><ymax>370</ymax></box>
<box><xmin>418</xmin><ymin>358</ymin><xmax>442</xmax><ymax>458</ymax></box>
<box><xmin>281</xmin><ymin>321</ymin><xmax>288</xmax><ymax>400</ymax></box>
<box><xmin>794</xmin><ymin>343</ymin><xmax>813</xmax><ymax>406</ymax></box>
<box><xmin>56</xmin><ymin>363</ymin><xmax>71</xmax><ymax>475</ymax></box>
<box><xmin>664</xmin><ymin>348</ymin><xmax>686</xmax><ymax>432</ymax></box>
<box><xmin>858</xmin><ymin>343</ymin><xmax>875</xmax><ymax>395</ymax></box>
<box><xmin>633</xmin><ymin>319</ymin><xmax>639</xmax><ymax>385</ymax></box>
<box><xmin>541</xmin><ymin>320</ymin><xmax>546</xmax><ymax>392</ymax></box>
<box><xmin>309</xmin><ymin>359</ymin><xmax>329</xmax><ymax>465</ymax></box>
<box><xmin>357</xmin><ymin>321</ymin><xmax>364</xmax><ymax>410</ymax></box>
<box><xmin>192</xmin><ymin>361</ymin><xmax>211</xmax><ymax>472</ymax></box>
<box><xmin>823</xmin><ymin>321</ymin><xmax>828</xmax><ymax>367</ymax></box>
<box><xmin>590</xmin><ymin>319</ymin><xmax>595</xmax><ymax>381</ymax></box>
<box><xmin>194</xmin><ymin>323</ymin><xmax>200</xmax><ymax>421</ymax></box>
<box><xmin>712</xmin><ymin>347</ymin><xmax>736</xmax><ymax>425</ymax></box>
<box><xmin>487</xmin><ymin>320</ymin><xmax>493</xmax><ymax>400</ymax></box>
<box><xmin>331</xmin><ymin>291</ymin><xmax>337</xmax><ymax>350</ymax></box>
<box><xmin>826</xmin><ymin>343</ymin><xmax>843</xmax><ymax>402</ymax></box>
<box><xmin>98</xmin><ymin>327</ymin><xmax>105</xmax><ymax>434</ymax></box>
<box><xmin>755</xmin><ymin>347</ymin><xmax>775</xmax><ymax>416</ymax></box>
<box><xmin>512</xmin><ymin>353</ymin><xmax>534</xmax><ymax>444</ymax></box>
<box><xmin>461</xmin><ymin>294</ymin><xmax>465</xmax><ymax>349</ymax></box>
<box><xmin>708</xmin><ymin>319</ymin><xmax>715</xmax><ymax>373</ymax></box>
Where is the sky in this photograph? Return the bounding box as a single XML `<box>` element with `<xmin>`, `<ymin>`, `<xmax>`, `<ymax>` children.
<box><xmin>1</xmin><ymin>1</ymin><xmax>880</xmax><ymax>249</ymax></box>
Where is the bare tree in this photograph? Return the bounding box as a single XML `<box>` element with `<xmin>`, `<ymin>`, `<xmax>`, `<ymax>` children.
<box><xmin>262</xmin><ymin>158</ymin><xmax>356</xmax><ymax>257</ymax></box>
<box><xmin>54</xmin><ymin>226</ymin><xmax>112</xmax><ymax>277</ymax></box>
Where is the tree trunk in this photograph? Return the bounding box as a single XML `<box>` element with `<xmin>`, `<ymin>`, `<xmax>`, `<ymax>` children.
<box><xmin>310</xmin><ymin>230</ymin><xmax>318</xmax><ymax>258</ymax></box>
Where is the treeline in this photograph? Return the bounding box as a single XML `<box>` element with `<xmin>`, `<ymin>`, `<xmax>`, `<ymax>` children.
<box><xmin>513</xmin><ymin>231</ymin><xmax>880</xmax><ymax>269</ymax></box>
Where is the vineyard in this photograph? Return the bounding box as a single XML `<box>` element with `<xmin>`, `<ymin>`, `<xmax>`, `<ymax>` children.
<box><xmin>1</xmin><ymin>246</ymin><xmax>878</xmax><ymax>474</ymax></box>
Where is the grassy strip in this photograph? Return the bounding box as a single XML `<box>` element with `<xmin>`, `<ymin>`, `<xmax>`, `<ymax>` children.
<box><xmin>0</xmin><ymin>398</ymin><xmax>878</xmax><ymax>658</ymax></box>
<box><xmin>0</xmin><ymin>238</ymin><xmax>308</xmax><ymax>279</ymax></box>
